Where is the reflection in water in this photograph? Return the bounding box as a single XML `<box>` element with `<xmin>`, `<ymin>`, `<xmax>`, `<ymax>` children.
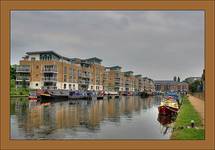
<box><xmin>157</xmin><ymin>114</ymin><xmax>176</xmax><ymax>135</ymax></box>
<box><xmin>11</xmin><ymin>96</ymin><xmax>172</xmax><ymax>139</ymax></box>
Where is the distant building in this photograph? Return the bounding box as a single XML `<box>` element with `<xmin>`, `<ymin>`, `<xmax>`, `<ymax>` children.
<box><xmin>154</xmin><ymin>80</ymin><xmax>188</xmax><ymax>92</ymax></box>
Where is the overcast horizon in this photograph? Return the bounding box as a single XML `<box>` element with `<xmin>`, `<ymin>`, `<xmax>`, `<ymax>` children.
<box><xmin>11</xmin><ymin>11</ymin><xmax>204</xmax><ymax>81</ymax></box>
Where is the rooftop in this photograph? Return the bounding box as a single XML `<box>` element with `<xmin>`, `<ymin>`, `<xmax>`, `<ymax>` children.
<box><xmin>154</xmin><ymin>80</ymin><xmax>178</xmax><ymax>84</ymax></box>
<box><xmin>26</xmin><ymin>51</ymin><xmax>70</xmax><ymax>61</ymax></box>
<box><xmin>108</xmin><ymin>66</ymin><xmax>122</xmax><ymax>70</ymax></box>
<box><xmin>85</xmin><ymin>57</ymin><xmax>102</xmax><ymax>63</ymax></box>
<box><xmin>135</xmin><ymin>75</ymin><xmax>142</xmax><ymax>77</ymax></box>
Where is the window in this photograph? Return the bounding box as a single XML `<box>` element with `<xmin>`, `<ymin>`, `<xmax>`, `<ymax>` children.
<box><xmin>91</xmin><ymin>86</ymin><xmax>93</xmax><ymax>90</ymax></box>
<box><xmin>36</xmin><ymin>65</ymin><xmax>39</xmax><ymax>69</ymax></box>
<box><xmin>36</xmin><ymin>83</ymin><xmax>38</xmax><ymax>86</ymax></box>
<box><xmin>64</xmin><ymin>66</ymin><xmax>67</xmax><ymax>74</ymax></box>
<box><xmin>64</xmin><ymin>84</ymin><xmax>66</xmax><ymax>89</ymax></box>
<box><xmin>69</xmin><ymin>84</ymin><xmax>71</xmax><ymax>89</ymax></box>
<box><xmin>64</xmin><ymin>75</ymin><xmax>67</xmax><ymax>82</ymax></box>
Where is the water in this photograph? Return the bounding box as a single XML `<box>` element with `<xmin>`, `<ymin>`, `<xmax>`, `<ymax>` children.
<box><xmin>10</xmin><ymin>96</ymin><xmax>174</xmax><ymax>139</ymax></box>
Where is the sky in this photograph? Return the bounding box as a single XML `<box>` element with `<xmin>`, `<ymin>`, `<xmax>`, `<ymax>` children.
<box><xmin>11</xmin><ymin>11</ymin><xmax>204</xmax><ymax>80</ymax></box>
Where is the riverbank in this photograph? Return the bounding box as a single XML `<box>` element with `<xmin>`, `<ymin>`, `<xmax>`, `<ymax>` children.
<box><xmin>171</xmin><ymin>95</ymin><xmax>204</xmax><ymax>140</ymax></box>
<box><xmin>191</xmin><ymin>92</ymin><xmax>204</xmax><ymax>101</ymax></box>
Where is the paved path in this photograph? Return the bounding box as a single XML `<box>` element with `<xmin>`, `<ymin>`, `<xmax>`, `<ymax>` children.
<box><xmin>188</xmin><ymin>94</ymin><xmax>204</xmax><ymax>125</ymax></box>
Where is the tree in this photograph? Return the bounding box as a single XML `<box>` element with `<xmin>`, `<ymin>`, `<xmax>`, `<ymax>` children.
<box><xmin>189</xmin><ymin>80</ymin><xmax>201</xmax><ymax>93</ymax></box>
<box><xmin>201</xmin><ymin>69</ymin><xmax>205</xmax><ymax>91</ymax></box>
<box><xmin>10</xmin><ymin>65</ymin><xmax>16</xmax><ymax>80</ymax></box>
<box><xmin>173</xmin><ymin>76</ymin><xmax>177</xmax><ymax>81</ymax></box>
<box><xmin>177</xmin><ymin>77</ymin><xmax>180</xmax><ymax>82</ymax></box>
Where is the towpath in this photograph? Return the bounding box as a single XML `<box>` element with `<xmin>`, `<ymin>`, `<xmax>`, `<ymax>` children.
<box><xmin>187</xmin><ymin>94</ymin><xmax>204</xmax><ymax>125</ymax></box>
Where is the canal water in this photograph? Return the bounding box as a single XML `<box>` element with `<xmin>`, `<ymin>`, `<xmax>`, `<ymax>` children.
<box><xmin>10</xmin><ymin>96</ymin><xmax>174</xmax><ymax>139</ymax></box>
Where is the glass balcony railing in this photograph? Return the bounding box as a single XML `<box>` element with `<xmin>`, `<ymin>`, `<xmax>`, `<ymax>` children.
<box><xmin>16</xmin><ymin>66</ymin><xmax>30</xmax><ymax>72</ymax></box>
<box><xmin>16</xmin><ymin>76</ymin><xmax>30</xmax><ymax>81</ymax></box>
<box><xmin>43</xmin><ymin>68</ymin><xmax>57</xmax><ymax>73</ymax></box>
<box><xmin>78</xmin><ymin>73</ymin><xmax>90</xmax><ymax>78</ymax></box>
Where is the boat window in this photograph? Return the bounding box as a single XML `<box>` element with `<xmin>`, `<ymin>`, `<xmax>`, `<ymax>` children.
<box><xmin>36</xmin><ymin>83</ymin><xmax>38</xmax><ymax>86</ymax></box>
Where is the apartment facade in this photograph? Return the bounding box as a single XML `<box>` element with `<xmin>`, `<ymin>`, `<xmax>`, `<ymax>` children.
<box><xmin>16</xmin><ymin>51</ymin><xmax>104</xmax><ymax>91</ymax></box>
<box><xmin>16</xmin><ymin>51</ymin><xmax>156</xmax><ymax>92</ymax></box>
<box><xmin>16</xmin><ymin>51</ymin><xmax>79</xmax><ymax>90</ymax></box>
<box><xmin>124</xmin><ymin>71</ymin><xmax>135</xmax><ymax>92</ymax></box>
<box><xmin>134</xmin><ymin>75</ymin><xmax>144</xmax><ymax>92</ymax></box>
<box><xmin>103</xmin><ymin>66</ymin><xmax>125</xmax><ymax>92</ymax></box>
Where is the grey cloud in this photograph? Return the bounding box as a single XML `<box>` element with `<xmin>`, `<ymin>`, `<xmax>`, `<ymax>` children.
<box><xmin>11</xmin><ymin>11</ymin><xmax>204</xmax><ymax>80</ymax></box>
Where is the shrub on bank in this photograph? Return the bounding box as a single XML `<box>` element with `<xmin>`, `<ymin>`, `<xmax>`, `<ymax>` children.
<box><xmin>10</xmin><ymin>87</ymin><xmax>29</xmax><ymax>96</ymax></box>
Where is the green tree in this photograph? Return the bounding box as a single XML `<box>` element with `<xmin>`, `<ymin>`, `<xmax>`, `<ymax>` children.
<box><xmin>10</xmin><ymin>65</ymin><xmax>16</xmax><ymax>80</ymax></box>
<box><xmin>189</xmin><ymin>80</ymin><xmax>201</xmax><ymax>93</ymax></box>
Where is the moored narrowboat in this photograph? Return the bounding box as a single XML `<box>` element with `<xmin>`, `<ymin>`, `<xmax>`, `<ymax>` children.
<box><xmin>158</xmin><ymin>94</ymin><xmax>180</xmax><ymax>115</ymax></box>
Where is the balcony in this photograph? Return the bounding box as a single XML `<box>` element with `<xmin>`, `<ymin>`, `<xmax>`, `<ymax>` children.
<box><xmin>42</xmin><ymin>77</ymin><xmax>57</xmax><ymax>82</ymax></box>
<box><xmin>115</xmin><ymin>79</ymin><xmax>120</xmax><ymax>83</ymax></box>
<box><xmin>79</xmin><ymin>80</ymin><xmax>90</xmax><ymax>85</ymax></box>
<box><xmin>78</xmin><ymin>73</ymin><xmax>90</xmax><ymax>78</ymax></box>
<box><xmin>16</xmin><ymin>66</ymin><xmax>30</xmax><ymax>72</ymax></box>
<box><xmin>16</xmin><ymin>76</ymin><xmax>30</xmax><ymax>81</ymax></box>
<box><xmin>43</xmin><ymin>68</ymin><xmax>57</xmax><ymax>73</ymax></box>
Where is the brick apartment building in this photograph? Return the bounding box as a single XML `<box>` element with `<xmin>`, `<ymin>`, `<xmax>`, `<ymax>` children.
<box><xmin>16</xmin><ymin>51</ymin><xmax>156</xmax><ymax>92</ymax></box>
<box><xmin>154</xmin><ymin>80</ymin><xmax>188</xmax><ymax>92</ymax></box>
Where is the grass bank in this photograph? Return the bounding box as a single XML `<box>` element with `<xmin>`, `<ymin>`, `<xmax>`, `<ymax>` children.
<box><xmin>171</xmin><ymin>96</ymin><xmax>204</xmax><ymax>140</ymax></box>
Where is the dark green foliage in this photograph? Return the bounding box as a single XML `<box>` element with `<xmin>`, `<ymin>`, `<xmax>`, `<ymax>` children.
<box><xmin>10</xmin><ymin>65</ymin><xmax>16</xmax><ymax>80</ymax></box>
<box><xmin>189</xmin><ymin>80</ymin><xmax>202</xmax><ymax>93</ymax></box>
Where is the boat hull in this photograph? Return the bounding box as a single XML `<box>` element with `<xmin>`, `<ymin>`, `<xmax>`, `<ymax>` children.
<box><xmin>40</xmin><ymin>95</ymin><xmax>68</xmax><ymax>103</ymax></box>
<box><xmin>97</xmin><ymin>96</ymin><xmax>104</xmax><ymax>100</ymax></box>
<box><xmin>158</xmin><ymin>105</ymin><xmax>178</xmax><ymax>115</ymax></box>
<box><xmin>28</xmin><ymin>96</ymin><xmax>38</xmax><ymax>101</ymax></box>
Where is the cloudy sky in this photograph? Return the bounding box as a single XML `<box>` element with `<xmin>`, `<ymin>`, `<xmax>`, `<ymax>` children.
<box><xmin>11</xmin><ymin>11</ymin><xmax>204</xmax><ymax>80</ymax></box>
